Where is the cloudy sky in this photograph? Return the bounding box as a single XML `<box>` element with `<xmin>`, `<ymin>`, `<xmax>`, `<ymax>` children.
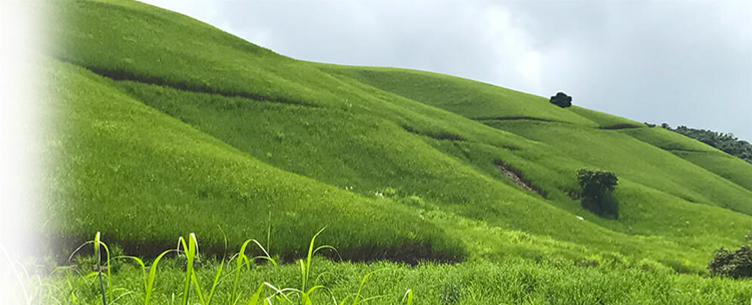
<box><xmin>146</xmin><ymin>1</ymin><xmax>749</xmax><ymax>140</ymax></box>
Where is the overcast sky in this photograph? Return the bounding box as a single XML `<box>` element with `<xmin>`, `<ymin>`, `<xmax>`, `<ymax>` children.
<box><xmin>140</xmin><ymin>0</ymin><xmax>752</xmax><ymax>141</ymax></box>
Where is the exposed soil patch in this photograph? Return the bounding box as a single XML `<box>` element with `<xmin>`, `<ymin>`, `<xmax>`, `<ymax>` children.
<box><xmin>599</xmin><ymin>124</ymin><xmax>642</xmax><ymax>130</ymax></box>
<box><xmin>493</xmin><ymin>159</ymin><xmax>546</xmax><ymax>198</ymax></box>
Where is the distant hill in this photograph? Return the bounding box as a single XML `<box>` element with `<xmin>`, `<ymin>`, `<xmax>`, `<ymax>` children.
<box><xmin>661</xmin><ymin>124</ymin><xmax>752</xmax><ymax>164</ymax></box>
<box><xmin>41</xmin><ymin>0</ymin><xmax>752</xmax><ymax>274</ymax></box>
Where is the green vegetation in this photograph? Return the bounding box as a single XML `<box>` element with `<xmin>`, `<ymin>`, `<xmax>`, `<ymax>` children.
<box><xmin>26</xmin><ymin>233</ymin><xmax>752</xmax><ymax>305</ymax></box>
<box><xmin>33</xmin><ymin>0</ymin><xmax>752</xmax><ymax>303</ymax></box>
<box><xmin>708</xmin><ymin>231</ymin><xmax>752</xmax><ymax>279</ymax></box>
<box><xmin>709</xmin><ymin>245</ymin><xmax>752</xmax><ymax>279</ymax></box>
<box><xmin>319</xmin><ymin>66</ymin><xmax>596</xmax><ymax>125</ymax></box>
<box><xmin>568</xmin><ymin>106</ymin><xmax>642</xmax><ymax>129</ymax></box>
<box><xmin>45</xmin><ymin>59</ymin><xmax>463</xmax><ymax>263</ymax></box>
<box><xmin>576</xmin><ymin>169</ymin><xmax>619</xmax><ymax>219</ymax></box>
<box><xmin>624</xmin><ymin>126</ymin><xmax>752</xmax><ymax>192</ymax></box>
<box><xmin>549</xmin><ymin>92</ymin><xmax>572</xmax><ymax>108</ymax></box>
<box><xmin>663</xmin><ymin>124</ymin><xmax>752</xmax><ymax>164</ymax></box>
<box><xmin>41</xmin><ymin>257</ymin><xmax>752</xmax><ymax>304</ymax></box>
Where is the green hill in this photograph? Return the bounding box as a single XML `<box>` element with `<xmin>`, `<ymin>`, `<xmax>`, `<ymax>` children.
<box><xmin>43</xmin><ymin>0</ymin><xmax>752</xmax><ymax>281</ymax></box>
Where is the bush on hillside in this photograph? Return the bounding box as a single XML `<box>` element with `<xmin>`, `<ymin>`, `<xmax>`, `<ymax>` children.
<box><xmin>577</xmin><ymin>169</ymin><xmax>618</xmax><ymax>218</ymax></box>
<box><xmin>669</xmin><ymin>125</ymin><xmax>752</xmax><ymax>164</ymax></box>
<box><xmin>549</xmin><ymin>92</ymin><xmax>572</xmax><ymax>108</ymax></box>
<box><xmin>708</xmin><ymin>246</ymin><xmax>752</xmax><ymax>278</ymax></box>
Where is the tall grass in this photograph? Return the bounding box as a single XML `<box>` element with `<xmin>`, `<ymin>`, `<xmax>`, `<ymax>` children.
<box><xmin>46</xmin><ymin>237</ymin><xmax>752</xmax><ymax>304</ymax></box>
<box><xmin>60</xmin><ymin>230</ymin><xmax>414</xmax><ymax>305</ymax></box>
<box><xmin>68</xmin><ymin>232</ymin><xmax>114</xmax><ymax>304</ymax></box>
<box><xmin>120</xmin><ymin>247</ymin><xmax>171</xmax><ymax>305</ymax></box>
<box><xmin>1</xmin><ymin>243</ymin><xmax>45</xmax><ymax>304</ymax></box>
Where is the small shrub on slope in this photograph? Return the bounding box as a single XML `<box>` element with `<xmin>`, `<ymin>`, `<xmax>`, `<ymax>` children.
<box><xmin>708</xmin><ymin>246</ymin><xmax>752</xmax><ymax>278</ymax></box>
<box><xmin>549</xmin><ymin>92</ymin><xmax>572</xmax><ymax>108</ymax></box>
<box><xmin>577</xmin><ymin>169</ymin><xmax>619</xmax><ymax>219</ymax></box>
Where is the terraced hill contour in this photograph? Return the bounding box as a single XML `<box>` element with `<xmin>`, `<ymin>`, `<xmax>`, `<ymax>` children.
<box><xmin>43</xmin><ymin>0</ymin><xmax>752</xmax><ymax>273</ymax></box>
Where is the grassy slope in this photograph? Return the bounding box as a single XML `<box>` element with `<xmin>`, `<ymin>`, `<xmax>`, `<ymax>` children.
<box><xmin>320</xmin><ymin>66</ymin><xmax>596</xmax><ymax>126</ymax></box>
<box><xmin>335</xmin><ymin>66</ymin><xmax>752</xmax><ymax>214</ymax></box>
<box><xmin>44</xmin><ymin>0</ymin><xmax>752</xmax><ymax>275</ymax></box>
<box><xmin>672</xmin><ymin>151</ymin><xmax>752</xmax><ymax>192</ymax></box>
<box><xmin>311</xmin><ymin>67</ymin><xmax>752</xmax><ymax>269</ymax></box>
<box><xmin>112</xmin><ymin>79</ymin><xmax>740</xmax><ymax>269</ymax></box>
<box><xmin>328</xmin><ymin>65</ymin><xmax>752</xmax><ymax>253</ymax></box>
<box><xmin>567</xmin><ymin>106</ymin><xmax>642</xmax><ymax>128</ymax></box>
<box><xmin>45</xmin><ymin>59</ymin><xmax>464</xmax><ymax>262</ymax></box>
<box><xmin>625</xmin><ymin>127</ymin><xmax>752</xmax><ymax>192</ymax></box>
<box><xmin>482</xmin><ymin>121</ymin><xmax>752</xmax><ymax>214</ymax></box>
<box><xmin>47</xmin><ymin>257</ymin><xmax>752</xmax><ymax>305</ymax></box>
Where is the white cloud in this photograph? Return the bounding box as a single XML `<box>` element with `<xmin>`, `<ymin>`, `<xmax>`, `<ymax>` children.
<box><xmin>136</xmin><ymin>0</ymin><xmax>752</xmax><ymax>140</ymax></box>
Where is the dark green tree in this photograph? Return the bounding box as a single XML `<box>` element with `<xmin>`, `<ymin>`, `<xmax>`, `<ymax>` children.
<box><xmin>577</xmin><ymin>169</ymin><xmax>618</xmax><ymax>218</ymax></box>
<box><xmin>666</xmin><ymin>125</ymin><xmax>752</xmax><ymax>164</ymax></box>
<box><xmin>708</xmin><ymin>230</ymin><xmax>752</xmax><ymax>278</ymax></box>
<box><xmin>549</xmin><ymin>92</ymin><xmax>572</xmax><ymax>108</ymax></box>
<box><xmin>709</xmin><ymin>246</ymin><xmax>752</xmax><ymax>278</ymax></box>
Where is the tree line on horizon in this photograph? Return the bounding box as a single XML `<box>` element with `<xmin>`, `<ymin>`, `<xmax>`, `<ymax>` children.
<box><xmin>659</xmin><ymin>123</ymin><xmax>752</xmax><ymax>164</ymax></box>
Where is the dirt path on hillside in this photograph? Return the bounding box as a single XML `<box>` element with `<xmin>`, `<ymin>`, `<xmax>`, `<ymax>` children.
<box><xmin>494</xmin><ymin>160</ymin><xmax>545</xmax><ymax>198</ymax></box>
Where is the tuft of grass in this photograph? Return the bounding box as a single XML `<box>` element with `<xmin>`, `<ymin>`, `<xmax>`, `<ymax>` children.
<box><xmin>232</xmin><ymin>238</ymin><xmax>277</xmax><ymax>304</ymax></box>
<box><xmin>56</xmin><ymin>231</ymin><xmax>406</xmax><ymax>305</ymax></box>
<box><xmin>94</xmin><ymin>232</ymin><xmax>110</xmax><ymax>304</ymax></box>
<box><xmin>178</xmin><ymin>233</ymin><xmax>197</xmax><ymax>305</ymax></box>
<box><xmin>402</xmin><ymin>289</ymin><xmax>413</xmax><ymax>305</ymax></box>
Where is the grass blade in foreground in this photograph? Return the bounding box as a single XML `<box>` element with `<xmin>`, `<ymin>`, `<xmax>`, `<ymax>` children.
<box><xmin>145</xmin><ymin>250</ymin><xmax>173</xmax><ymax>305</ymax></box>
<box><xmin>403</xmin><ymin>290</ymin><xmax>413</xmax><ymax>305</ymax></box>
<box><xmin>93</xmin><ymin>232</ymin><xmax>109</xmax><ymax>305</ymax></box>
<box><xmin>179</xmin><ymin>233</ymin><xmax>199</xmax><ymax>305</ymax></box>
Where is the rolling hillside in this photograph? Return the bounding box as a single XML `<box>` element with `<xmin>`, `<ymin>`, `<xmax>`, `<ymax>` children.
<box><xmin>42</xmin><ymin>0</ymin><xmax>752</xmax><ymax>278</ymax></box>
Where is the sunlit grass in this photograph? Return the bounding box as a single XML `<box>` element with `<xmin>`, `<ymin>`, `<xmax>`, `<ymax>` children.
<box><xmin>50</xmin><ymin>231</ymin><xmax>422</xmax><ymax>305</ymax></box>
<box><xmin>44</xmin><ymin>0</ymin><xmax>752</xmax><ymax>273</ymax></box>
<box><xmin>36</xmin><ymin>1</ymin><xmax>752</xmax><ymax>304</ymax></box>
<box><xmin>37</xmin><ymin>231</ymin><xmax>752</xmax><ymax>305</ymax></box>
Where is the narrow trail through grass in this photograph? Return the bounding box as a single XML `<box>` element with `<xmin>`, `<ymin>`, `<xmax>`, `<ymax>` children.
<box><xmin>598</xmin><ymin>124</ymin><xmax>643</xmax><ymax>130</ymax></box>
<box><xmin>473</xmin><ymin>116</ymin><xmax>567</xmax><ymax>123</ymax></box>
<box><xmin>69</xmin><ymin>62</ymin><xmax>319</xmax><ymax>107</ymax></box>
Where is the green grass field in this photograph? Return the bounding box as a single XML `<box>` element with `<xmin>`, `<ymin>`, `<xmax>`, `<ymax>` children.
<box><xmin>38</xmin><ymin>250</ymin><xmax>752</xmax><ymax>305</ymax></box>
<box><xmin>27</xmin><ymin>0</ymin><xmax>752</xmax><ymax>303</ymax></box>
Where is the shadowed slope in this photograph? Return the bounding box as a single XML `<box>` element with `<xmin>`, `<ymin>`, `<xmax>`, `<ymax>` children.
<box><xmin>44</xmin><ymin>59</ymin><xmax>465</xmax><ymax>263</ymax></box>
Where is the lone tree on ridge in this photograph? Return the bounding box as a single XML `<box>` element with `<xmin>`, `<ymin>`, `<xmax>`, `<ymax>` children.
<box><xmin>550</xmin><ymin>92</ymin><xmax>572</xmax><ymax>108</ymax></box>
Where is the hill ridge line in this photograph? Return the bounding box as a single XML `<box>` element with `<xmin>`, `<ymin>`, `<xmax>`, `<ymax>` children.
<box><xmin>599</xmin><ymin>124</ymin><xmax>642</xmax><ymax>130</ymax></box>
<box><xmin>59</xmin><ymin>58</ymin><xmax>319</xmax><ymax>108</ymax></box>
<box><xmin>473</xmin><ymin>116</ymin><xmax>569</xmax><ymax>124</ymax></box>
<box><xmin>476</xmin><ymin>117</ymin><xmax>648</xmax><ymax>131</ymax></box>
